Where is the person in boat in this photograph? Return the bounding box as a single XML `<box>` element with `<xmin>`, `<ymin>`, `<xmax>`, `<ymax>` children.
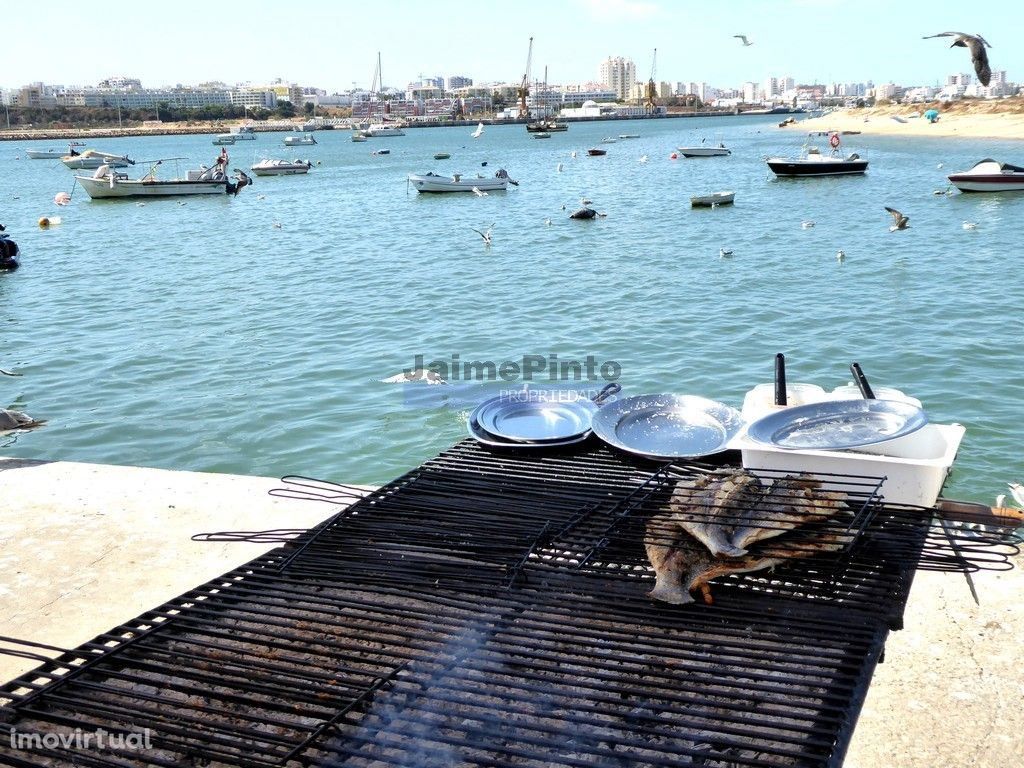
<box><xmin>0</xmin><ymin>227</ymin><xmax>19</xmax><ymax>271</ymax></box>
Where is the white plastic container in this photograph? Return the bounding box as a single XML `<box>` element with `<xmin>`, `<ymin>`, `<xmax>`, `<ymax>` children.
<box><xmin>732</xmin><ymin>423</ymin><xmax>966</xmax><ymax>508</ymax></box>
<box><xmin>741</xmin><ymin>383</ymin><xmax>827</xmax><ymax>421</ymax></box>
<box><xmin>830</xmin><ymin>384</ymin><xmax>923</xmax><ymax>409</ymax></box>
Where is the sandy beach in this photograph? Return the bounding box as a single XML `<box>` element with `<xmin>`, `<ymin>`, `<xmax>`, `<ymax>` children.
<box><xmin>792</xmin><ymin>101</ymin><xmax>1024</xmax><ymax>140</ymax></box>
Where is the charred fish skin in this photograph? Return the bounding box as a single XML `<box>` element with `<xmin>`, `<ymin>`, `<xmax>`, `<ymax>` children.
<box><xmin>668</xmin><ymin>473</ymin><xmax>759</xmax><ymax>558</ymax></box>
<box><xmin>644</xmin><ymin>516</ymin><xmax>707</xmax><ymax>605</ymax></box>
<box><xmin>729</xmin><ymin>475</ymin><xmax>846</xmax><ymax>551</ymax></box>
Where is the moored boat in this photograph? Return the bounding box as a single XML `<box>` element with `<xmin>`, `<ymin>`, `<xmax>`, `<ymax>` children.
<box><xmin>690</xmin><ymin>190</ymin><xmax>736</xmax><ymax>207</ymax></box>
<box><xmin>947</xmin><ymin>159</ymin><xmax>1024</xmax><ymax>192</ymax></box>
<box><xmin>766</xmin><ymin>146</ymin><xmax>868</xmax><ymax>177</ymax></box>
<box><xmin>212</xmin><ymin>134</ymin><xmax>236</xmax><ymax>145</ymax></box>
<box><xmin>677</xmin><ymin>145</ymin><xmax>731</xmax><ymax>158</ymax></box>
<box><xmin>526</xmin><ymin>119</ymin><xmax>568</xmax><ymax>133</ymax></box>
<box><xmin>231</xmin><ymin>126</ymin><xmax>257</xmax><ymax>140</ymax></box>
<box><xmin>587</xmin><ymin>148</ymin><xmax>607</xmax><ymax>156</ymax></box>
<box><xmin>26</xmin><ymin>142</ymin><xmax>84</xmax><ymax>159</ymax></box>
<box><xmin>250</xmin><ymin>158</ymin><xmax>313</xmax><ymax>177</ymax></box>
<box><xmin>74</xmin><ymin>155</ymin><xmax>246</xmax><ymax>199</ymax></box>
<box><xmin>364</xmin><ymin>123</ymin><xmax>405</xmax><ymax>137</ymax></box>
<box><xmin>532</xmin><ymin>132</ymin><xmax>551</xmax><ymax>139</ymax></box>
<box><xmin>283</xmin><ymin>133</ymin><xmax>317</xmax><ymax>146</ymax></box>
<box><xmin>61</xmin><ymin>149</ymin><xmax>134</xmax><ymax>170</ymax></box>
<box><xmin>434</xmin><ymin>152</ymin><xmax>451</xmax><ymax>159</ymax></box>
<box><xmin>408</xmin><ymin>169</ymin><xmax>516</xmax><ymax>193</ymax></box>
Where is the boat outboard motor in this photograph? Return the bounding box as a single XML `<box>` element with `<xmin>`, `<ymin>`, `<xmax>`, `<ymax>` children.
<box><xmin>569</xmin><ymin>207</ymin><xmax>597</xmax><ymax>220</ymax></box>
<box><xmin>494</xmin><ymin>168</ymin><xmax>519</xmax><ymax>186</ymax></box>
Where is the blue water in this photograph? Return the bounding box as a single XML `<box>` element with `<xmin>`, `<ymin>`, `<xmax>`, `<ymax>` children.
<box><xmin>1</xmin><ymin>116</ymin><xmax>1022</xmax><ymax>502</ymax></box>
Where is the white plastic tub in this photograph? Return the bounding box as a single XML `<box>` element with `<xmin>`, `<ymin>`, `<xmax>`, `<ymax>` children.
<box><xmin>732</xmin><ymin>423</ymin><xmax>966</xmax><ymax>508</ymax></box>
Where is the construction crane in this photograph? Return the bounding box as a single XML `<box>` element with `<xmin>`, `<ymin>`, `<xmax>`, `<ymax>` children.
<box><xmin>645</xmin><ymin>48</ymin><xmax>657</xmax><ymax>112</ymax></box>
<box><xmin>518</xmin><ymin>36</ymin><xmax>533</xmax><ymax>119</ymax></box>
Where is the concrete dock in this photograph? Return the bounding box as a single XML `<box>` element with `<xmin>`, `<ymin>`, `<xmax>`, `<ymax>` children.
<box><xmin>1</xmin><ymin>457</ymin><xmax>1021</xmax><ymax>766</ymax></box>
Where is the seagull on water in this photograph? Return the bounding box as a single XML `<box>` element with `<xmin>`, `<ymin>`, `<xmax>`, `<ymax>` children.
<box><xmin>884</xmin><ymin>206</ymin><xmax>910</xmax><ymax>231</ymax></box>
<box><xmin>471</xmin><ymin>186</ymin><xmax>488</xmax><ymax>197</ymax></box>
<box><xmin>837</xmin><ymin>250</ymin><xmax>846</xmax><ymax>262</ymax></box>
<box><xmin>733</xmin><ymin>34</ymin><xmax>753</xmax><ymax>46</ymax></box>
<box><xmin>557</xmin><ymin>162</ymin><xmax>563</xmax><ymax>172</ymax></box>
<box><xmin>380</xmin><ymin>370</ymin><xmax>447</xmax><ymax>385</ymax></box>
<box><xmin>962</xmin><ymin>221</ymin><xmax>978</xmax><ymax>230</ymax></box>
<box><xmin>922</xmin><ymin>32</ymin><xmax>993</xmax><ymax>86</ymax></box>
<box><xmin>0</xmin><ymin>408</ymin><xmax>46</xmax><ymax>432</ymax></box>
<box><xmin>639</xmin><ymin>154</ymin><xmax>648</xmax><ymax>163</ymax></box>
<box><xmin>471</xmin><ymin>224</ymin><xmax>494</xmax><ymax>246</ymax></box>
<box><xmin>801</xmin><ymin>220</ymin><xmax>815</xmax><ymax>229</ymax></box>
<box><xmin>719</xmin><ymin>247</ymin><xmax>734</xmax><ymax>258</ymax></box>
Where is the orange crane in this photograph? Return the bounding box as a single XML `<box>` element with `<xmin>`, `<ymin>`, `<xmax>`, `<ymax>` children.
<box><xmin>645</xmin><ymin>48</ymin><xmax>658</xmax><ymax>111</ymax></box>
<box><xmin>518</xmin><ymin>37</ymin><xmax>533</xmax><ymax>119</ymax></box>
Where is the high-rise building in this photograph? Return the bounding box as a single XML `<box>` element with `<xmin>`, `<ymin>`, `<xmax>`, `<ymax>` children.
<box><xmin>599</xmin><ymin>56</ymin><xmax>636</xmax><ymax>101</ymax></box>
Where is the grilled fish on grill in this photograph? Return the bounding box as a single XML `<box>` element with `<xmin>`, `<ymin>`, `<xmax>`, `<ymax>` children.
<box><xmin>667</xmin><ymin>471</ymin><xmax>762</xmax><ymax>557</ymax></box>
<box><xmin>645</xmin><ymin>516</ymin><xmax>850</xmax><ymax>605</ymax></box>
<box><xmin>729</xmin><ymin>474</ymin><xmax>847</xmax><ymax>551</ymax></box>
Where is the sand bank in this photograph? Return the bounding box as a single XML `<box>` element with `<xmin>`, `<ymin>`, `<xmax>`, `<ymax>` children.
<box><xmin>792</xmin><ymin>108</ymin><xmax>1024</xmax><ymax>140</ymax></box>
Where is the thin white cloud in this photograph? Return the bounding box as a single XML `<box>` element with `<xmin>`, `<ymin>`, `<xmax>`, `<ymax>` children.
<box><xmin>575</xmin><ymin>0</ymin><xmax>661</xmax><ymax>20</ymax></box>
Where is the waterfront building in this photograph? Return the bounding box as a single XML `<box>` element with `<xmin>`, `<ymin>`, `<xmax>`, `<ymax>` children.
<box><xmin>447</xmin><ymin>75</ymin><xmax>472</xmax><ymax>90</ymax></box>
<box><xmin>599</xmin><ymin>56</ymin><xmax>636</xmax><ymax>101</ymax></box>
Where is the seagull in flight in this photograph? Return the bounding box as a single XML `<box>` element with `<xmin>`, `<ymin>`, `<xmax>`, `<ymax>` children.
<box><xmin>922</xmin><ymin>32</ymin><xmax>992</xmax><ymax>86</ymax></box>
<box><xmin>884</xmin><ymin>206</ymin><xmax>910</xmax><ymax>231</ymax></box>
<box><xmin>471</xmin><ymin>224</ymin><xmax>494</xmax><ymax>246</ymax></box>
<box><xmin>733</xmin><ymin>34</ymin><xmax>753</xmax><ymax>46</ymax></box>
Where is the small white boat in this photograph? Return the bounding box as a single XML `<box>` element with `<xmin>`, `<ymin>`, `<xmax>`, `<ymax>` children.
<box><xmin>767</xmin><ymin>145</ymin><xmax>868</xmax><ymax>177</ymax></box>
<box><xmin>250</xmin><ymin>158</ymin><xmax>313</xmax><ymax>177</ymax></box>
<box><xmin>364</xmin><ymin>123</ymin><xmax>405</xmax><ymax>137</ymax></box>
<box><xmin>408</xmin><ymin>170</ymin><xmax>514</xmax><ymax>193</ymax></box>
<box><xmin>600</xmin><ymin>137</ymin><xmax>618</xmax><ymax>144</ymax></box>
<box><xmin>351</xmin><ymin>133</ymin><xmax>368</xmax><ymax>142</ymax></box>
<box><xmin>283</xmin><ymin>133</ymin><xmax>317</xmax><ymax>146</ymax></box>
<box><xmin>212</xmin><ymin>134</ymin><xmax>236</xmax><ymax>145</ymax></box>
<box><xmin>618</xmin><ymin>134</ymin><xmax>640</xmax><ymax>139</ymax></box>
<box><xmin>231</xmin><ymin>126</ymin><xmax>257</xmax><ymax>140</ymax></box>
<box><xmin>61</xmin><ymin>149</ymin><xmax>134</xmax><ymax>169</ymax></box>
<box><xmin>947</xmin><ymin>159</ymin><xmax>1024</xmax><ymax>192</ymax></box>
<box><xmin>677</xmin><ymin>145</ymin><xmax>731</xmax><ymax>157</ymax></box>
<box><xmin>532</xmin><ymin>132</ymin><xmax>551</xmax><ymax>139</ymax></box>
<box><xmin>26</xmin><ymin>142</ymin><xmax>84</xmax><ymax>159</ymax></box>
<box><xmin>690</xmin><ymin>190</ymin><xmax>736</xmax><ymax>207</ymax></box>
<box><xmin>74</xmin><ymin>159</ymin><xmax>243</xmax><ymax>199</ymax></box>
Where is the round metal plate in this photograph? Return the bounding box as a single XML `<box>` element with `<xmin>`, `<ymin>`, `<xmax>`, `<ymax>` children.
<box><xmin>466</xmin><ymin>412</ymin><xmax>592</xmax><ymax>449</ymax></box>
<box><xmin>590</xmin><ymin>394</ymin><xmax>745</xmax><ymax>459</ymax></box>
<box><xmin>476</xmin><ymin>395</ymin><xmax>596</xmax><ymax>442</ymax></box>
<box><xmin>745</xmin><ymin>398</ymin><xmax>928</xmax><ymax>451</ymax></box>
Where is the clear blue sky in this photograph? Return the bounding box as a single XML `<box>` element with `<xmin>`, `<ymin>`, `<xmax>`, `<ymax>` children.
<box><xmin>4</xmin><ymin>0</ymin><xmax>1020</xmax><ymax>92</ymax></box>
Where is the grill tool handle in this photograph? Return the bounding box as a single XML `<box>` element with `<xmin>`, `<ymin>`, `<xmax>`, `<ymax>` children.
<box><xmin>774</xmin><ymin>353</ymin><xmax>787</xmax><ymax>406</ymax></box>
<box><xmin>850</xmin><ymin>362</ymin><xmax>876</xmax><ymax>399</ymax></box>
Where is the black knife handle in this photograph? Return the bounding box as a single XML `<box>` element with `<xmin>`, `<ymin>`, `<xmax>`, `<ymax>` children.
<box><xmin>774</xmin><ymin>353</ymin><xmax>787</xmax><ymax>406</ymax></box>
<box><xmin>850</xmin><ymin>362</ymin><xmax>876</xmax><ymax>399</ymax></box>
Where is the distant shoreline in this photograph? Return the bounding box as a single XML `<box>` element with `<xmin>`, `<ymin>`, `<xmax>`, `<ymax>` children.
<box><xmin>792</xmin><ymin>106</ymin><xmax>1024</xmax><ymax>141</ymax></box>
<box><xmin>0</xmin><ymin>110</ymin><xmax>767</xmax><ymax>143</ymax></box>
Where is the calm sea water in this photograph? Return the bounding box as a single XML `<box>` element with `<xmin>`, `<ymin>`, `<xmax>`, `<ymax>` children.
<box><xmin>1</xmin><ymin>116</ymin><xmax>1022</xmax><ymax>502</ymax></box>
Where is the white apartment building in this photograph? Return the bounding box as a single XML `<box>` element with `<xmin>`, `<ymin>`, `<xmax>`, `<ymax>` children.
<box><xmin>599</xmin><ymin>56</ymin><xmax>636</xmax><ymax>101</ymax></box>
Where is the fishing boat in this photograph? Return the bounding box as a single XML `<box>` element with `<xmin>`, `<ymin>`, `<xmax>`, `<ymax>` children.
<box><xmin>26</xmin><ymin>142</ymin><xmax>84</xmax><ymax>159</ymax></box>
<box><xmin>250</xmin><ymin>158</ymin><xmax>313</xmax><ymax>177</ymax></box>
<box><xmin>74</xmin><ymin>155</ymin><xmax>244</xmax><ymax>199</ymax></box>
<box><xmin>947</xmin><ymin>159</ymin><xmax>1024</xmax><ymax>192</ymax></box>
<box><xmin>766</xmin><ymin>144</ymin><xmax>868</xmax><ymax>177</ymax></box>
<box><xmin>677</xmin><ymin>145</ymin><xmax>731</xmax><ymax>158</ymax></box>
<box><xmin>690</xmin><ymin>191</ymin><xmax>736</xmax><ymax>207</ymax></box>
<box><xmin>408</xmin><ymin>169</ymin><xmax>516</xmax><ymax>193</ymax></box>
<box><xmin>526</xmin><ymin>119</ymin><xmax>568</xmax><ymax>133</ymax></box>
<box><xmin>688</xmin><ymin>190</ymin><xmax>737</xmax><ymax>207</ymax></box>
<box><xmin>61</xmin><ymin>149</ymin><xmax>134</xmax><ymax>170</ymax></box>
<box><xmin>283</xmin><ymin>133</ymin><xmax>317</xmax><ymax>146</ymax></box>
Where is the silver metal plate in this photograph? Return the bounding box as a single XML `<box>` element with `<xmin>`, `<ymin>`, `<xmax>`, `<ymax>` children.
<box><xmin>745</xmin><ymin>398</ymin><xmax>928</xmax><ymax>451</ymax></box>
<box><xmin>476</xmin><ymin>395</ymin><xmax>596</xmax><ymax>442</ymax></box>
<box><xmin>591</xmin><ymin>394</ymin><xmax>745</xmax><ymax>459</ymax></box>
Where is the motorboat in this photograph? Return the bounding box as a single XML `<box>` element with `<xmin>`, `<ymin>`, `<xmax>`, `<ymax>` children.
<box><xmin>250</xmin><ymin>158</ymin><xmax>312</xmax><ymax>177</ymax></box>
<box><xmin>408</xmin><ymin>169</ymin><xmax>515</xmax><ymax>193</ymax></box>
<box><xmin>363</xmin><ymin>123</ymin><xmax>405</xmax><ymax>137</ymax></box>
<box><xmin>766</xmin><ymin>145</ymin><xmax>868</xmax><ymax>177</ymax></box>
<box><xmin>690</xmin><ymin>191</ymin><xmax>736</xmax><ymax>207</ymax></box>
<box><xmin>212</xmin><ymin>134</ymin><xmax>236</xmax><ymax>145</ymax></box>
<box><xmin>587</xmin><ymin>148</ymin><xmax>607</xmax><ymax>156</ymax></box>
<box><xmin>231</xmin><ymin>126</ymin><xmax>257</xmax><ymax>140</ymax></box>
<box><xmin>74</xmin><ymin>159</ymin><xmax>244</xmax><ymax>199</ymax></box>
<box><xmin>61</xmin><ymin>149</ymin><xmax>134</xmax><ymax>170</ymax></box>
<box><xmin>677</xmin><ymin>145</ymin><xmax>731</xmax><ymax>157</ymax></box>
<box><xmin>434</xmin><ymin>152</ymin><xmax>451</xmax><ymax>160</ymax></box>
<box><xmin>283</xmin><ymin>133</ymin><xmax>317</xmax><ymax>146</ymax></box>
<box><xmin>532</xmin><ymin>132</ymin><xmax>551</xmax><ymax>139</ymax></box>
<box><xmin>600</xmin><ymin>137</ymin><xmax>617</xmax><ymax>144</ymax></box>
<box><xmin>618</xmin><ymin>133</ymin><xmax>640</xmax><ymax>139</ymax></box>
<box><xmin>26</xmin><ymin>142</ymin><xmax>84</xmax><ymax>159</ymax></box>
<box><xmin>371</xmin><ymin>149</ymin><xmax>391</xmax><ymax>155</ymax></box>
<box><xmin>947</xmin><ymin>159</ymin><xmax>1024</xmax><ymax>192</ymax></box>
<box><xmin>526</xmin><ymin>120</ymin><xmax>568</xmax><ymax>133</ymax></box>
<box><xmin>351</xmin><ymin>132</ymin><xmax>367</xmax><ymax>142</ymax></box>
